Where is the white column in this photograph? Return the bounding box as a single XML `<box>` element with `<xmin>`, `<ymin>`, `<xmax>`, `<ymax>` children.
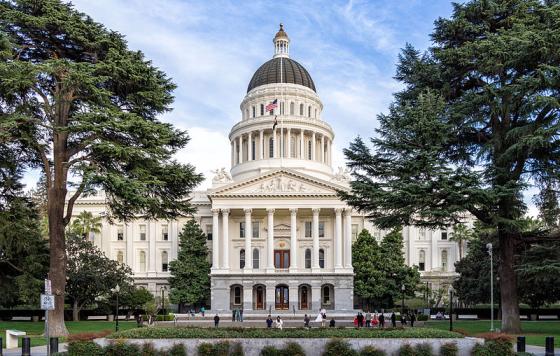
<box><xmin>222</xmin><ymin>209</ymin><xmax>230</xmax><ymax>269</ymax></box>
<box><xmin>327</xmin><ymin>139</ymin><xmax>331</xmax><ymax>165</ymax></box>
<box><xmin>344</xmin><ymin>209</ymin><xmax>352</xmax><ymax>269</ymax></box>
<box><xmin>312</xmin><ymin>208</ymin><xmax>320</xmax><ymax>271</ymax></box>
<box><xmin>259</xmin><ymin>130</ymin><xmax>264</xmax><ymax>160</ymax></box>
<box><xmin>300</xmin><ymin>129</ymin><xmax>304</xmax><ymax>159</ymax></box>
<box><xmin>334</xmin><ymin>208</ymin><xmax>343</xmax><ymax>269</ymax></box>
<box><xmin>273</xmin><ymin>129</ymin><xmax>277</xmax><ymax>158</ymax></box>
<box><xmin>287</xmin><ymin>128</ymin><xmax>291</xmax><ymax>158</ymax></box>
<box><xmin>311</xmin><ymin>132</ymin><xmax>316</xmax><ymax>161</ymax></box>
<box><xmin>238</xmin><ymin>136</ymin><xmax>243</xmax><ymax>164</ymax></box>
<box><xmin>212</xmin><ymin>209</ymin><xmax>220</xmax><ymax>270</ymax></box>
<box><xmin>321</xmin><ymin>135</ymin><xmax>325</xmax><ymax>163</ymax></box>
<box><xmin>290</xmin><ymin>208</ymin><xmax>298</xmax><ymax>271</ymax></box>
<box><xmin>170</xmin><ymin>220</ymin><xmax>178</xmax><ymax>261</ymax></box>
<box><xmin>244</xmin><ymin>208</ymin><xmax>252</xmax><ymax>272</ymax></box>
<box><xmin>233</xmin><ymin>140</ymin><xmax>236</xmax><ymax>165</ymax></box>
<box><xmin>148</xmin><ymin>221</ymin><xmax>156</xmax><ymax>273</ymax></box>
<box><xmin>267</xmin><ymin>208</ymin><xmax>275</xmax><ymax>272</ymax></box>
<box><xmin>126</xmin><ymin>223</ymin><xmax>133</xmax><ymax>266</ymax></box>
<box><xmin>247</xmin><ymin>132</ymin><xmax>252</xmax><ymax>161</ymax></box>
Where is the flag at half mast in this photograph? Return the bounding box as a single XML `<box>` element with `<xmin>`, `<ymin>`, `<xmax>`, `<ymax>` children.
<box><xmin>266</xmin><ymin>99</ymin><xmax>278</xmax><ymax>112</ymax></box>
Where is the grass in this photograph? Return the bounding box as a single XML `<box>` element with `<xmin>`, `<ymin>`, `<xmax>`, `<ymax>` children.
<box><xmin>424</xmin><ymin>320</ymin><xmax>560</xmax><ymax>348</ymax></box>
<box><xmin>0</xmin><ymin>321</ymin><xmax>138</xmax><ymax>349</ymax></box>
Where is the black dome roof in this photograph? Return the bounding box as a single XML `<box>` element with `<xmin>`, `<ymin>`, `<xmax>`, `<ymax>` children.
<box><xmin>247</xmin><ymin>57</ymin><xmax>316</xmax><ymax>93</ymax></box>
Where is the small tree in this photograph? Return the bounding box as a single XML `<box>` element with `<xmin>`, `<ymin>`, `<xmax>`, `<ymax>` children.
<box><xmin>69</xmin><ymin>211</ymin><xmax>102</xmax><ymax>238</ymax></box>
<box><xmin>450</xmin><ymin>224</ymin><xmax>474</xmax><ymax>260</ymax></box>
<box><xmin>66</xmin><ymin>234</ymin><xmax>133</xmax><ymax>321</ymax></box>
<box><xmin>169</xmin><ymin>220</ymin><xmax>210</xmax><ymax>311</ymax></box>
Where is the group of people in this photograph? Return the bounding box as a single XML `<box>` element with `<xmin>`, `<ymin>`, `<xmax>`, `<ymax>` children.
<box><xmin>231</xmin><ymin>308</ymin><xmax>244</xmax><ymax>322</ymax></box>
<box><xmin>266</xmin><ymin>315</ymin><xmax>285</xmax><ymax>329</ymax></box>
<box><xmin>354</xmin><ymin>311</ymin><xmax>417</xmax><ymax>328</ymax></box>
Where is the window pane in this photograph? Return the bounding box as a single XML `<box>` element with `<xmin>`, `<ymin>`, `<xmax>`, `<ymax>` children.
<box><xmin>240</xmin><ymin>249</ymin><xmax>245</xmax><ymax>269</ymax></box>
<box><xmin>305</xmin><ymin>222</ymin><xmax>312</xmax><ymax>237</ymax></box>
<box><xmin>319</xmin><ymin>249</ymin><xmax>325</xmax><ymax>268</ymax></box>
<box><xmin>252</xmin><ymin>222</ymin><xmax>259</xmax><ymax>238</ymax></box>
<box><xmin>240</xmin><ymin>222</ymin><xmax>245</xmax><ymax>238</ymax></box>
<box><xmin>253</xmin><ymin>249</ymin><xmax>259</xmax><ymax>269</ymax></box>
<box><xmin>319</xmin><ymin>222</ymin><xmax>325</xmax><ymax>238</ymax></box>
<box><xmin>305</xmin><ymin>249</ymin><xmax>311</xmax><ymax>269</ymax></box>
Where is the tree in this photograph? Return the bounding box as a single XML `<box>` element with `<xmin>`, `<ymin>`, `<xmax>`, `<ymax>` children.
<box><xmin>119</xmin><ymin>285</ymin><xmax>154</xmax><ymax>318</ymax></box>
<box><xmin>450</xmin><ymin>224</ymin><xmax>474</xmax><ymax>260</ymax></box>
<box><xmin>0</xmin><ymin>0</ymin><xmax>203</xmax><ymax>335</ymax></box>
<box><xmin>352</xmin><ymin>229</ymin><xmax>420</xmax><ymax>309</ymax></box>
<box><xmin>169</xmin><ymin>220</ymin><xmax>210</xmax><ymax>310</ymax></box>
<box><xmin>65</xmin><ymin>234</ymin><xmax>133</xmax><ymax>321</ymax></box>
<box><xmin>340</xmin><ymin>1</ymin><xmax>560</xmax><ymax>332</ymax></box>
<box><xmin>69</xmin><ymin>210</ymin><xmax>102</xmax><ymax>238</ymax></box>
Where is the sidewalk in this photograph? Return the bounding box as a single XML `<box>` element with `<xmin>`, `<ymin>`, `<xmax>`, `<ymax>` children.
<box><xmin>2</xmin><ymin>343</ymin><xmax>67</xmax><ymax>356</ymax></box>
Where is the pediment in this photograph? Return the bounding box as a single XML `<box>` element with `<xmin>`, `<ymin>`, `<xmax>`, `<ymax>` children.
<box><xmin>209</xmin><ymin>169</ymin><xmax>347</xmax><ymax>198</ymax></box>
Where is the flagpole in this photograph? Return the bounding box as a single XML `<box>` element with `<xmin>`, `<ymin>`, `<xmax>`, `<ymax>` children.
<box><xmin>280</xmin><ymin>57</ymin><xmax>284</xmax><ymax>168</ymax></box>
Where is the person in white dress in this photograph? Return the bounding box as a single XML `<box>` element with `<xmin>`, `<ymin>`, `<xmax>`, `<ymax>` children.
<box><xmin>275</xmin><ymin>316</ymin><xmax>284</xmax><ymax>330</ymax></box>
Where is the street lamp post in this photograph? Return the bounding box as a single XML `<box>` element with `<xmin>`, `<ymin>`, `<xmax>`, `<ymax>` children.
<box><xmin>486</xmin><ymin>242</ymin><xmax>494</xmax><ymax>332</ymax></box>
<box><xmin>401</xmin><ymin>284</ymin><xmax>405</xmax><ymax>320</ymax></box>
<box><xmin>113</xmin><ymin>284</ymin><xmax>120</xmax><ymax>332</ymax></box>
<box><xmin>161</xmin><ymin>286</ymin><xmax>167</xmax><ymax>318</ymax></box>
<box><xmin>449</xmin><ymin>287</ymin><xmax>454</xmax><ymax>331</ymax></box>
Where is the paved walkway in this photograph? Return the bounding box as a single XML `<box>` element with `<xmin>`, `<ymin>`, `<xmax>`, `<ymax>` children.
<box><xmin>2</xmin><ymin>343</ymin><xmax>67</xmax><ymax>356</ymax></box>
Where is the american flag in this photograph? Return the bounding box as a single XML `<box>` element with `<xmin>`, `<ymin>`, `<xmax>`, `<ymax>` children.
<box><xmin>265</xmin><ymin>99</ymin><xmax>278</xmax><ymax>112</ymax></box>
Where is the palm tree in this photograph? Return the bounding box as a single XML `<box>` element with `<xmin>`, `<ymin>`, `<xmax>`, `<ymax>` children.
<box><xmin>70</xmin><ymin>211</ymin><xmax>102</xmax><ymax>239</ymax></box>
<box><xmin>450</xmin><ymin>223</ymin><xmax>473</xmax><ymax>259</ymax></box>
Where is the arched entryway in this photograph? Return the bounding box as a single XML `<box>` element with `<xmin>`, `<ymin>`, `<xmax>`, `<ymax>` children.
<box><xmin>299</xmin><ymin>284</ymin><xmax>311</xmax><ymax>310</ymax></box>
<box><xmin>253</xmin><ymin>285</ymin><xmax>266</xmax><ymax>310</ymax></box>
<box><xmin>275</xmin><ymin>284</ymin><xmax>289</xmax><ymax>310</ymax></box>
<box><xmin>230</xmin><ymin>284</ymin><xmax>243</xmax><ymax>310</ymax></box>
<box><xmin>321</xmin><ymin>284</ymin><xmax>335</xmax><ymax>310</ymax></box>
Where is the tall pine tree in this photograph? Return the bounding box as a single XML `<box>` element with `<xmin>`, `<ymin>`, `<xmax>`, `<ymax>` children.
<box><xmin>169</xmin><ymin>220</ymin><xmax>210</xmax><ymax>310</ymax></box>
<box><xmin>341</xmin><ymin>1</ymin><xmax>560</xmax><ymax>332</ymax></box>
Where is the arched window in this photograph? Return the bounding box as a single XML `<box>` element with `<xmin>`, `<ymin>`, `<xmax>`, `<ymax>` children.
<box><xmin>139</xmin><ymin>251</ymin><xmax>146</xmax><ymax>272</ymax></box>
<box><xmin>269</xmin><ymin>137</ymin><xmax>274</xmax><ymax>158</ymax></box>
<box><xmin>419</xmin><ymin>250</ymin><xmax>425</xmax><ymax>271</ymax></box>
<box><xmin>323</xmin><ymin>285</ymin><xmax>331</xmax><ymax>304</ymax></box>
<box><xmin>290</xmin><ymin>102</ymin><xmax>295</xmax><ymax>115</ymax></box>
<box><xmin>308</xmin><ymin>106</ymin><xmax>311</xmax><ymax>117</ymax></box>
<box><xmin>299</xmin><ymin>103</ymin><xmax>304</xmax><ymax>115</ymax></box>
<box><xmin>117</xmin><ymin>251</ymin><xmax>124</xmax><ymax>264</ymax></box>
<box><xmin>260</xmin><ymin>104</ymin><xmax>264</xmax><ymax>116</ymax></box>
<box><xmin>162</xmin><ymin>251</ymin><xmax>169</xmax><ymax>272</ymax></box>
<box><xmin>441</xmin><ymin>250</ymin><xmax>448</xmax><ymax>271</ymax></box>
<box><xmin>319</xmin><ymin>249</ymin><xmax>325</xmax><ymax>268</ymax></box>
<box><xmin>253</xmin><ymin>248</ymin><xmax>259</xmax><ymax>269</ymax></box>
<box><xmin>252</xmin><ymin>106</ymin><xmax>256</xmax><ymax>118</ymax></box>
<box><xmin>307</xmin><ymin>140</ymin><xmax>312</xmax><ymax>160</ymax></box>
<box><xmin>305</xmin><ymin>249</ymin><xmax>311</xmax><ymax>269</ymax></box>
<box><xmin>240</xmin><ymin>249</ymin><xmax>245</xmax><ymax>269</ymax></box>
<box><xmin>234</xmin><ymin>286</ymin><xmax>242</xmax><ymax>305</ymax></box>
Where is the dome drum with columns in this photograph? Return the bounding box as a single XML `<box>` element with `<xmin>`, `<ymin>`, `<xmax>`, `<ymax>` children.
<box><xmin>70</xmin><ymin>25</ymin><xmax>463</xmax><ymax>313</ymax></box>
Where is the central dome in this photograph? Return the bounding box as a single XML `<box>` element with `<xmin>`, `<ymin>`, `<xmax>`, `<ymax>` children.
<box><xmin>247</xmin><ymin>57</ymin><xmax>316</xmax><ymax>93</ymax></box>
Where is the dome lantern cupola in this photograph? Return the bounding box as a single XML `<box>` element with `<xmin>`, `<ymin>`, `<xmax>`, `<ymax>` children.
<box><xmin>273</xmin><ymin>23</ymin><xmax>289</xmax><ymax>58</ymax></box>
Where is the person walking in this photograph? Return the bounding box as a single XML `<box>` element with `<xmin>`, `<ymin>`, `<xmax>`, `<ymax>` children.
<box><xmin>240</xmin><ymin>308</ymin><xmax>244</xmax><ymax>322</ymax></box>
<box><xmin>410</xmin><ymin>312</ymin><xmax>416</xmax><ymax>327</ymax></box>
<box><xmin>214</xmin><ymin>314</ymin><xmax>220</xmax><ymax>328</ymax></box>
<box><xmin>358</xmin><ymin>312</ymin><xmax>365</xmax><ymax>328</ymax></box>
<box><xmin>232</xmin><ymin>309</ymin><xmax>236</xmax><ymax>322</ymax></box>
<box><xmin>379</xmin><ymin>312</ymin><xmax>385</xmax><ymax>329</ymax></box>
<box><xmin>266</xmin><ymin>315</ymin><xmax>273</xmax><ymax>328</ymax></box>
<box><xmin>401</xmin><ymin>312</ymin><xmax>407</xmax><ymax>326</ymax></box>
<box><xmin>200</xmin><ymin>306</ymin><xmax>205</xmax><ymax>317</ymax></box>
<box><xmin>390</xmin><ymin>312</ymin><xmax>396</xmax><ymax>328</ymax></box>
<box><xmin>365</xmin><ymin>310</ymin><xmax>371</xmax><ymax>328</ymax></box>
<box><xmin>304</xmin><ymin>314</ymin><xmax>310</xmax><ymax>328</ymax></box>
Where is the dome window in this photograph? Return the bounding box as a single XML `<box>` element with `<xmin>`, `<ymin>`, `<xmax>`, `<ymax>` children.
<box><xmin>299</xmin><ymin>103</ymin><xmax>304</xmax><ymax>116</ymax></box>
<box><xmin>290</xmin><ymin>102</ymin><xmax>294</xmax><ymax>115</ymax></box>
<box><xmin>260</xmin><ymin>104</ymin><xmax>264</xmax><ymax>116</ymax></box>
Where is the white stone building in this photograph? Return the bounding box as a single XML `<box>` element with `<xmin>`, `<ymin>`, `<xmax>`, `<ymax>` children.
<box><xmin>72</xmin><ymin>25</ymin><xmax>463</xmax><ymax>312</ymax></box>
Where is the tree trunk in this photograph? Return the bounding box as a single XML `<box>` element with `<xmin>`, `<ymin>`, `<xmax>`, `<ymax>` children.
<box><xmin>499</xmin><ymin>232</ymin><xmax>521</xmax><ymax>333</ymax></box>
<box><xmin>72</xmin><ymin>300</ymin><xmax>80</xmax><ymax>321</ymax></box>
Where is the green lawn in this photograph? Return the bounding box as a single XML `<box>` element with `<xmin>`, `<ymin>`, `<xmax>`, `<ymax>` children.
<box><xmin>425</xmin><ymin>320</ymin><xmax>560</xmax><ymax>348</ymax></box>
<box><xmin>0</xmin><ymin>321</ymin><xmax>138</xmax><ymax>348</ymax></box>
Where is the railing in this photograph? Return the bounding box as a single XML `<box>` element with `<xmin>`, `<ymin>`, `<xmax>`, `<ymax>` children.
<box><xmin>275</xmin><ymin>268</ymin><xmax>289</xmax><ymax>273</ymax></box>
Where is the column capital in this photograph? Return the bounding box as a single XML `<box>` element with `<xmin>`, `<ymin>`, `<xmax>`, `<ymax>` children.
<box><xmin>266</xmin><ymin>208</ymin><xmax>275</xmax><ymax>214</ymax></box>
<box><xmin>312</xmin><ymin>207</ymin><xmax>321</xmax><ymax>214</ymax></box>
<box><xmin>211</xmin><ymin>208</ymin><xmax>220</xmax><ymax>215</ymax></box>
<box><xmin>221</xmin><ymin>208</ymin><xmax>230</xmax><ymax>214</ymax></box>
<box><xmin>244</xmin><ymin>208</ymin><xmax>252</xmax><ymax>215</ymax></box>
<box><xmin>334</xmin><ymin>207</ymin><xmax>344</xmax><ymax>214</ymax></box>
<box><xmin>290</xmin><ymin>208</ymin><xmax>298</xmax><ymax>215</ymax></box>
<box><xmin>344</xmin><ymin>208</ymin><xmax>352</xmax><ymax>216</ymax></box>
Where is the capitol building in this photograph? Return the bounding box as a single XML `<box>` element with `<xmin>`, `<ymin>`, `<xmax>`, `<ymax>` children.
<box><xmin>73</xmin><ymin>25</ymin><xmax>463</xmax><ymax>312</ymax></box>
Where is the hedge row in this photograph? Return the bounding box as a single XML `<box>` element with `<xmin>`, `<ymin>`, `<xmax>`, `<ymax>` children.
<box><xmin>109</xmin><ymin>326</ymin><xmax>462</xmax><ymax>339</ymax></box>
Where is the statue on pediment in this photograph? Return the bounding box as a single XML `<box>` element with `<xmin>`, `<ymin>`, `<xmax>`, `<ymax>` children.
<box><xmin>211</xmin><ymin>167</ymin><xmax>233</xmax><ymax>183</ymax></box>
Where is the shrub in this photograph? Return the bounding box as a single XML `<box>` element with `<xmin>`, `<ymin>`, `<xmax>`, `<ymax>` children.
<box><xmin>417</xmin><ymin>314</ymin><xmax>429</xmax><ymax>321</ymax></box>
<box><xmin>141</xmin><ymin>342</ymin><xmax>157</xmax><ymax>356</ymax></box>
<box><xmin>67</xmin><ymin>330</ymin><xmax>112</xmax><ymax>342</ymax></box>
<box><xmin>103</xmin><ymin>340</ymin><xmax>141</xmax><ymax>356</ymax></box>
<box><xmin>197</xmin><ymin>341</ymin><xmax>230</xmax><ymax>356</ymax></box>
<box><xmin>168</xmin><ymin>343</ymin><xmax>187</xmax><ymax>356</ymax></box>
<box><xmin>230</xmin><ymin>342</ymin><xmax>244</xmax><ymax>356</ymax></box>
<box><xmin>261</xmin><ymin>345</ymin><xmax>282</xmax><ymax>356</ymax></box>
<box><xmin>359</xmin><ymin>345</ymin><xmax>386</xmax><ymax>356</ymax></box>
<box><xmin>471</xmin><ymin>333</ymin><xmax>514</xmax><ymax>356</ymax></box>
<box><xmin>439</xmin><ymin>342</ymin><xmax>458</xmax><ymax>356</ymax></box>
<box><xmin>284</xmin><ymin>342</ymin><xmax>305</xmax><ymax>356</ymax></box>
<box><xmin>323</xmin><ymin>339</ymin><xmax>357</xmax><ymax>356</ymax></box>
<box><xmin>66</xmin><ymin>341</ymin><xmax>103</xmax><ymax>356</ymax></box>
<box><xmin>414</xmin><ymin>343</ymin><xmax>433</xmax><ymax>356</ymax></box>
<box><xmin>398</xmin><ymin>344</ymin><xmax>415</xmax><ymax>356</ymax></box>
<box><xmin>197</xmin><ymin>343</ymin><xmax>215</xmax><ymax>356</ymax></box>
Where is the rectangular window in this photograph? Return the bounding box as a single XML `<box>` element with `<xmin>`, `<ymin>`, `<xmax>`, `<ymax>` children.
<box><xmin>252</xmin><ymin>106</ymin><xmax>256</xmax><ymax>118</ymax></box>
<box><xmin>240</xmin><ymin>222</ymin><xmax>245</xmax><ymax>238</ymax></box>
<box><xmin>162</xmin><ymin>225</ymin><xmax>168</xmax><ymax>241</ymax></box>
<box><xmin>251</xmin><ymin>140</ymin><xmax>256</xmax><ymax>160</ymax></box>
<box><xmin>419</xmin><ymin>262</ymin><xmax>425</xmax><ymax>271</ymax></box>
<box><xmin>162</xmin><ymin>263</ymin><xmax>168</xmax><ymax>272</ymax></box>
<box><xmin>252</xmin><ymin>222</ymin><xmax>260</xmax><ymax>238</ymax></box>
<box><xmin>351</xmin><ymin>224</ymin><xmax>359</xmax><ymax>239</ymax></box>
<box><xmin>441</xmin><ymin>230</ymin><xmax>448</xmax><ymax>240</ymax></box>
<box><xmin>117</xmin><ymin>225</ymin><xmax>124</xmax><ymax>241</ymax></box>
<box><xmin>419</xmin><ymin>229</ymin><xmax>426</xmax><ymax>240</ymax></box>
<box><xmin>206</xmin><ymin>224</ymin><xmax>213</xmax><ymax>240</ymax></box>
<box><xmin>260</xmin><ymin>104</ymin><xmax>264</xmax><ymax>116</ymax></box>
<box><xmin>319</xmin><ymin>222</ymin><xmax>325</xmax><ymax>238</ymax></box>
<box><xmin>139</xmin><ymin>225</ymin><xmax>146</xmax><ymax>241</ymax></box>
<box><xmin>304</xmin><ymin>221</ymin><xmax>312</xmax><ymax>238</ymax></box>
<box><xmin>274</xmin><ymin>250</ymin><xmax>290</xmax><ymax>268</ymax></box>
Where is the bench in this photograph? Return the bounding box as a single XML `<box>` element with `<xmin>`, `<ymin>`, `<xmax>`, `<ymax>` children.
<box><xmin>87</xmin><ymin>315</ymin><xmax>107</xmax><ymax>321</ymax></box>
<box><xmin>538</xmin><ymin>315</ymin><xmax>558</xmax><ymax>320</ymax></box>
<box><xmin>174</xmin><ymin>313</ymin><xmax>191</xmax><ymax>326</ymax></box>
<box><xmin>430</xmin><ymin>314</ymin><xmax>450</xmax><ymax>320</ymax></box>
<box><xmin>11</xmin><ymin>316</ymin><xmax>32</xmax><ymax>321</ymax></box>
<box><xmin>6</xmin><ymin>330</ymin><xmax>26</xmax><ymax>349</ymax></box>
<box><xmin>520</xmin><ymin>315</ymin><xmax>529</xmax><ymax>320</ymax></box>
<box><xmin>458</xmin><ymin>314</ymin><xmax>479</xmax><ymax>320</ymax></box>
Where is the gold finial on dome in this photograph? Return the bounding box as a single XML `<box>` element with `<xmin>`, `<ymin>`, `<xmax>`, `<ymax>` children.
<box><xmin>273</xmin><ymin>23</ymin><xmax>289</xmax><ymax>58</ymax></box>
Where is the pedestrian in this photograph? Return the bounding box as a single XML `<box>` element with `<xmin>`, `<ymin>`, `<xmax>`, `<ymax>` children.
<box><xmin>304</xmin><ymin>314</ymin><xmax>310</xmax><ymax>328</ymax></box>
<box><xmin>401</xmin><ymin>312</ymin><xmax>407</xmax><ymax>326</ymax></box>
<box><xmin>240</xmin><ymin>308</ymin><xmax>244</xmax><ymax>322</ymax></box>
<box><xmin>357</xmin><ymin>312</ymin><xmax>364</xmax><ymax>328</ymax></box>
<box><xmin>372</xmin><ymin>313</ymin><xmax>379</xmax><ymax>328</ymax></box>
<box><xmin>365</xmin><ymin>310</ymin><xmax>371</xmax><ymax>328</ymax></box>
<box><xmin>214</xmin><ymin>314</ymin><xmax>220</xmax><ymax>328</ymax></box>
<box><xmin>410</xmin><ymin>312</ymin><xmax>416</xmax><ymax>327</ymax></box>
<box><xmin>190</xmin><ymin>308</ymin><xmax>195</xmax><ymax>318</ymax></box>
<box><xmin>390</xmin><ymin>312</ymin><xmax>396</xmax><ymax>328</ymax></box>
<box><xmin>275</xmin><ymin>316</ymin><xmax>284</xmax><ymax>330</ymax></box>
<box><xmin>321</xmin><ymin>313</ymin><xmax>326</xmax><ymax>327</ymax></box>
<box><xmin>232</xmin><ymin>309</ymin><xmax>236</xmax><ymax>322</ymax></box>
<box><xmin>329</xmin><ymin>318</ymin><xmax>335</xmax><ymax>327</ymax></box>
<box><xmin>266</xmin><ymin>315</ymin><xmax>273</xmax><ymax>328</ymax></box>
<box><xmin>379</xmin><ymin>312</ymin><xmax>385</xmax><ymax>329</ymax></box>
<box><xmin>201</xmin><ymin>306</ymin><xmax>205</xmax><ymax>317</ymax></box>
<box><xmin>353</xmin><ymin>315</ymin><xmax>358</xmax><ymax>327</ymax></box>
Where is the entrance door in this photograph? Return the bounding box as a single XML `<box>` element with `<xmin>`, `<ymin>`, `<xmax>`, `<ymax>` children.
<box><xmin>275</xmin><ymin>285</ymin><xmax>289</xmax><ymax>310</ymax></box>
<box><xmin>300</xmin><ymin>286</ymin><xmax>309</xmax><ymax>309</ymax></box>
<box><xmin>274</xmin><ymin>250</ymin><xmax>290</xmax><ymax>269</ymax></box>
<box><xmin>256</xmin><ymin>286</ymin><xmax>264</xmax><ymax>310</ymax></box>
